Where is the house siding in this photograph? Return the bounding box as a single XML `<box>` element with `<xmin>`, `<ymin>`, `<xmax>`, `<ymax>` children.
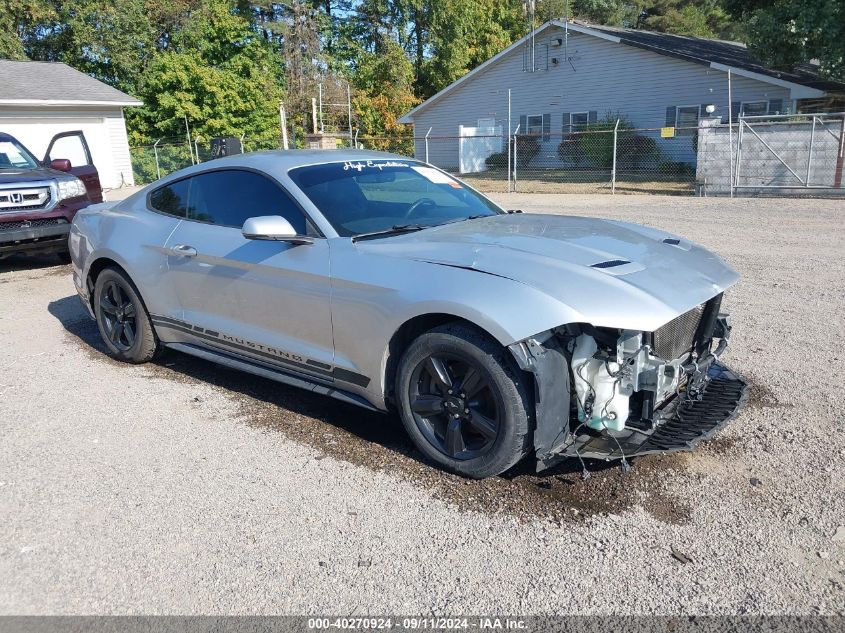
<box><xmin>409</xmin><ymin>26</ymin><xmax>792</xmax><ymax>170</ymax></box>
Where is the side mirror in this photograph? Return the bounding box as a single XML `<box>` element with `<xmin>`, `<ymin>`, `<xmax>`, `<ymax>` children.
<box><xmin>50</xmin><ymin>158</ymin><xmax>72</xmax><ymax>172</ymax></box>
<box><xmin>242</xmin><ymin>216</ymin><xmax>313</xmax><ymax>245</ymax></box>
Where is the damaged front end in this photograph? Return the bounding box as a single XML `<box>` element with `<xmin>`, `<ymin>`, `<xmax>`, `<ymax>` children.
<box><xmin>509</xmin><ymin>293</ymin><xmax>747</xmax><ymax>472</ymax></box>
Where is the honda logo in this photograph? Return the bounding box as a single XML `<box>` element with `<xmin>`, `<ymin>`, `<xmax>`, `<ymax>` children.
<box><xmin>9</xmin><ymin>192</ymin><xmax>23</xmax><ymax>204</ymax></box>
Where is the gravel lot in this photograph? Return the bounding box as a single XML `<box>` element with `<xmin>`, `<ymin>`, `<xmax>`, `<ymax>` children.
<box><xmin>1</xmin><ymin>194</ymin><xmax>843</xmax><ymax>615</ymax></box>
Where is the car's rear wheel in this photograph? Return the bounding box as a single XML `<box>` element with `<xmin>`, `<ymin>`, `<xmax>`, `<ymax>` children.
<box><xmin>93</xmin><ymin>267</ymin><xmax>158</xmax><ymax>363</ymax></box>
<box><xmin>396</xmin><ymin>323</ymin><xmax>532</xmax><ymax>478</ymax></box>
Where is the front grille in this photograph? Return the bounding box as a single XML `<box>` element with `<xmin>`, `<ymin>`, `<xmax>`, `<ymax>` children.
<box><xmin>0</xmin><ymin>187</ymin><xmax>52</xmax><ymax>212</ymax></box>
<box><xmin>0</xmin><ymin>217</ymin><xmax>66</xmax><ymax>233</ymax></box>
<box><xmin>653</xmin><ymin>302</ymin><xmax>706</xmax><ymax>360</ymax></box>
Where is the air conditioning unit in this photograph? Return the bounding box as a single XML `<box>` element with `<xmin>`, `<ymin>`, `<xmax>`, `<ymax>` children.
<box><xmin>551</xmin><ymin>37</ymin><xmax>564</xmax><ymax>47</ymax></box>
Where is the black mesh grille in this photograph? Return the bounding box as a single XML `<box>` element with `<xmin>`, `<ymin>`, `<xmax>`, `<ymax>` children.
<box><xmin>653</xmin><ymin>302</ymin><xmax>706</xmax><ymax>360</ymax></box>
<box><xmin>0</xmin><ymin>217</ymin><xmax>66</xmax><ymax>233</ymax></box>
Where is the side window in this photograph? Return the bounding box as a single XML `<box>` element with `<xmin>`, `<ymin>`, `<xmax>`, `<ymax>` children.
<box><xmin>149</xmin><ymin>179</ymin><xmax>190</xmax><ymax>218</ymax></box>
<box><xmin>675</xmin><ymin>106</ymin><xmax>701</xmax><ymax>136</ymax></box>
<box><xmin>47</xmin><ymin>133</ymin><xmax>91</xmax><ymax>167</ymax></box>
<box><xmin>186</xmin><ymin>170</ymin><xmax>307</xmax><ymax>234</ymax></box>
<box><xmin>570</xmin><ymin>112</ymin><xmax>589</xmax><ymax>131</ymax></box>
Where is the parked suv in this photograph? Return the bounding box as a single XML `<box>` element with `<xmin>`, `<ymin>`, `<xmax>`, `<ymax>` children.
<box><xmin>0</xmin><ymin>130</ymin><xmax>102</xmax><ymax>261</ymax></box>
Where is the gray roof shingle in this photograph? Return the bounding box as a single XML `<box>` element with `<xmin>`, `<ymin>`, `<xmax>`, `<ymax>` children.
<box><xmin>584</xmin><ymin>22</ymin><xmax>845</xmax><ymax>93</ymax></box>
<box><xmin>0</xmin><ymin>60</ymin><xmax>142</xmax><ymax>105</ymax></box>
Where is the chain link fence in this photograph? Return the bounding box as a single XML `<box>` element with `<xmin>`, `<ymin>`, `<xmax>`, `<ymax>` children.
<box><xmin>128</xmin><ymin>115</ymin><xmax>844</xmax><ymax>197</ymax></box>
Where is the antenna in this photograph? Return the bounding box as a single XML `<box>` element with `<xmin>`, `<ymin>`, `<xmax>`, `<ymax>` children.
<box><xmin>564</xmin><ymin>0</ymin><xmax>569</xmax><ymax>65</ymax></box>
<box><xmin>523</xmin><ymin>0</ymin><xmax>536</xmax><ymax>72</ymax></box>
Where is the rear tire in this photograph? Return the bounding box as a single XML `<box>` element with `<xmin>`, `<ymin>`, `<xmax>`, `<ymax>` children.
<box><xmin>395</xmin><ymin>323</ymin><xmax>533</xmax><ymax>478</ymax></box>
<box><xmin>93</xmin><ymin>267</ymin><xmax>158</xmax><ymax>363</ymax></box>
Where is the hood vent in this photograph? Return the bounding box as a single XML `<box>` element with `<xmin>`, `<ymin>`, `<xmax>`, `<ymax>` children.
<box><xmin>591</xmin><ymin>259</ymin><xmax>630</xmax><ymax>269</ymax></box>
<box><xmin>663</xmin><ymin>238</ymin><xmax>681</xmax><ymax>245</ymax></box>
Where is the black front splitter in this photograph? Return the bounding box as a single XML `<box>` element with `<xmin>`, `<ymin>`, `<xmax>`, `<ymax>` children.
<box><xmin>537</xmin><ymin>363</ymin><xmax>748</xmax><ymax>470</ymax></box>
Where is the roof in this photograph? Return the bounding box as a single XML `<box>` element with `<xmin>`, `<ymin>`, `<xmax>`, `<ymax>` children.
<box><xmin>400</xmin><ymin>20</ymin><xmax>844</xmax><ymax>123</ymax></box>
<box><xmin>0</xmin><ymin>60</ymin><xmax>142</xmax><ymax>107</ymax></box>
<box><xmin>585</xmin><ymin>22</ymin><xmax>845</xmax><ymax>94</ymax></box>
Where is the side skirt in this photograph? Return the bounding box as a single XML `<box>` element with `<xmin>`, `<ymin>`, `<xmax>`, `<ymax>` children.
<box><xmin>163</xmin><ymin>341</ymin><xmax>381</xmax><ymax>413</ymax></box>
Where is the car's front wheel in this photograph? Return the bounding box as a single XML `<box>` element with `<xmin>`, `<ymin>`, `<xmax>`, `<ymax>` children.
<box><xmin>93</xmin><ymin>267</ymin><xmax>159</xmax><ymax>363</ymax></box>
<box><xmin>396</xmin><ymin>323</ymin><xmax>533</xmax><ymax>478</ymax></box>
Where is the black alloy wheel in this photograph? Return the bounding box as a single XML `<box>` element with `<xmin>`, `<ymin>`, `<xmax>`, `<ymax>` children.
<box><xmin>93</xmin><ymin>267</ymin><xmax>159</xmax><ymax>363</ymax></box>
<box><xmin>409</xmin><ymin>353</ymin><xmax>501</xmax><ymax>460</ymax></box>
<box><xmin>98</xmin><ymin>280</ymin><xmax>138</xmax><ymax>351</ymax></box>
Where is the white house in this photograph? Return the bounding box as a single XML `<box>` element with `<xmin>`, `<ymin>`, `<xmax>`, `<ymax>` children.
<box><xmin>400</xmin><ymin>20</ymin><xmax>845</xmax><ymax>171</ymax></box>
<box><xmin>0</xmin><ymin>60</ymin><xmax>142</xmax><ymax>188</ymax></box>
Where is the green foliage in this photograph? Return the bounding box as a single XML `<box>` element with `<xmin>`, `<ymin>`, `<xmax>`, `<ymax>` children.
<box><xmin>557</xmin><ymin>114</ymin><xmax>664</xmax><ymax>169</ymax></box>
<box><xmin>350</xmin><ymin>36</ymin><xmax>419</xmax><ymax>143</ymax></box>
<box><xmin>130</xmin><ymin>0</ymin><xmax>284</xmax><ymax>148</ymax></box>
<box><xmin>0</xmin><ymin>0</ymin><xmax>56</xmax><ymax>59</ymax></box>
<box><xmin>638</xmin><ymin>1</ymin><xmax>743</xmax><ymax>40</ymax></box>
<box><xmin>723</xmin><ymin>0</ymin><xmax>844</xmax><ymax>81</ymax></box>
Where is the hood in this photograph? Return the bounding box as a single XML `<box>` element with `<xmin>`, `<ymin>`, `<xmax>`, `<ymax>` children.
<box><xmin>0</xmin><ymin>167</ymin><xmax>65</xmax><ymax>184</ymax></box>
<box><xmin>358</xmin><ymin>214</ymin><xmax>739</xmax><ymax>332</ymax></box>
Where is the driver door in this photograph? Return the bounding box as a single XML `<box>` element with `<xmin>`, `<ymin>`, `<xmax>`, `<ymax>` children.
<box><xmin>44</xmin><ymin>131</ymin><xmax>103</xmax><ymax>202</ymax></box>
<box><xmin>159</xmin><ymin>168</ymin><xmax>335</xmax><ymax>377</ymax></box>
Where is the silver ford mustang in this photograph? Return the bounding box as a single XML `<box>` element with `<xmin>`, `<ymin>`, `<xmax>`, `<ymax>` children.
<box><xmin>69</xmin><ymin>150</ymin><xmax>746</xmax><ymax>478</ymax></box>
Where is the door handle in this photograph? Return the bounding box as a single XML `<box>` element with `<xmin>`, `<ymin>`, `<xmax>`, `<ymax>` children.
<box><xmin>171</xmin><ymin>244</ymin><xmax>197</xmax><ymax>257</ymax></box>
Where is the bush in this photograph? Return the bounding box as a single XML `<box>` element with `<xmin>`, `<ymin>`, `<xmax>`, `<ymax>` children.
<box><xmin>556</xmin><ymin>114</ymin><xmax>663</xmax><ymax>171</ymax></box>
<box><xmin>658</xmin><ymin>159</ymin><xmax>695</xmax><ymax>179</ymax></box>
<box><xmin>484</xmin><ymin>135</ymin><xmax>541</xmax><ymax>170</ymax></box>
<box><xmin>485</xmin><ymin>151</ymin><xmax>508</xmax><ymax>169</ymax></box>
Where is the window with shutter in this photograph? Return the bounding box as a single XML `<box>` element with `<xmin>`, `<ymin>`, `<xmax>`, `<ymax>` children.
<box><xmin>570</xmin><ymin>112</ymin><xmax>589</xmax><ymax>131</ymax></box>
<box><xmin>675</xmin><ymin>105</ymin><xmax>700</xmax><ymax>135</ymax></box>
<box><xmin>526</xmin><ymin>114</ymin><xmax>544</xmax><ymax>135</ymax></box>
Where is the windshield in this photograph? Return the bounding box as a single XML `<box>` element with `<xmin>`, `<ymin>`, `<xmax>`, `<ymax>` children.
<box><xmin>0</xmin><ymin>139</ymin><xmax>39</xmax><ymax>170</ymax></box>
<box><xmin>288</xmin><ymin>160</ymin><xmax>501</xmax><ymax>237</ymax></box>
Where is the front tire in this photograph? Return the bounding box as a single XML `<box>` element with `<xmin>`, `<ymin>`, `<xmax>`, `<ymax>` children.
<box><xmin>93</xmin><ymin>267</ymin><xmax>158</xmax><ymax>363</ymax></box>
<box><xmin>396</xmin><ymin>323</ymin><xmax>533</xmax><ymax>478</ymax></box>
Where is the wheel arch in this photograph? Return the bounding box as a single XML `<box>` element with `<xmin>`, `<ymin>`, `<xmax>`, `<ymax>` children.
<box><xmin>84</xmin><ymin>256</ymin><xmax>144</xmax><ymax>316</ymax></box>
<box><xmin>381</xmin><ymin>312</ymin><xmax>526</xmax><ymax>408</ymax></box>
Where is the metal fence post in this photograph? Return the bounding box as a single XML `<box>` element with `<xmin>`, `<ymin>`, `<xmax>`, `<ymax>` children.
<box><xmin>805</xmin><ymin>115</ymin><xmax>816</xmax><ymax>187</ymax></box>
<box><xmin>153</xmin><ymin>138</ymin><xmax>162</xmax><ymax>180</ymax></box>
<box><xmin>194</xmin><ymin>139</ymin><xmax>200</xmax><ymax>163</ymax></box>
<box><xmin>611</xmin><ymin>118</ymin><xmax>620</xmax><ymax>194</ymax></box>
<box><xmin>425</xmin><ymin>127</ymin><xmax>432</xmax><ymax>164</ymax></box>
<box><xmin>733</xmin><ymin>116</ymin><xmax>744</xmax><ymax>190</ymax></box>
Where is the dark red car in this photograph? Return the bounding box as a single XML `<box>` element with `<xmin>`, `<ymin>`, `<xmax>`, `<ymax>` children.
<box><xmin>0</xmin><ymin>130</ymin><xmax>102</xmax><ymax>262</ymax></box>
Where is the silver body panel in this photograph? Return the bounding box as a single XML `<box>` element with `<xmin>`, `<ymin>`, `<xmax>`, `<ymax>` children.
<box><xmin>70</xmin><ymin>150</ymin><xmax>738</xmax><ymax>411</ymax></box>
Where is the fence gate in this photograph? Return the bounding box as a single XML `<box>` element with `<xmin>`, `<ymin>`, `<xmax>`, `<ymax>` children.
<box><xmin>734</xmin><ymin>112</ymin><xmax>845</xmax><ymax>193</ymax></box>
<box><xmin>458</xmin><ymin>124</ymin><xmax>503</xmax><ymax>174</ymax></box>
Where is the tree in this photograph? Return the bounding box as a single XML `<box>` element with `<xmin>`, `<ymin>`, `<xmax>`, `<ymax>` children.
<box><xmin>19</xmin><ymin>1</ymin><xmax>205</xmax><ymax>94</ymax></box>
<box><xmin>724</xmin><ymin>0</ymin><xmax>844</xmax><ymax>81</ymax></box>
<box><xmin>637</xmin><ymin>1</ymin><xmax>742</xmax><ymax>40</ymax></box>
<box><xmin>0</xmin><ymin>0</ymin><xmax>56</xmax><ymax>60</ymax></box>
<box><xmin>131</xmin><ymin>0</ymin><xmax>284</xmax><ymax>147</ymax></box>
<box><xmin>350</xmin><ymin>35</ymin><xmax>418</xmax><ymax>147</ymax></box>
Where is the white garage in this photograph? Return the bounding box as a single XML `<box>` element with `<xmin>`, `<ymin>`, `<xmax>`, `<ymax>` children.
<box><xmin>0</xmin><ymin>60</ymin><xmax>141</xmax><ymax>189</ymax></box>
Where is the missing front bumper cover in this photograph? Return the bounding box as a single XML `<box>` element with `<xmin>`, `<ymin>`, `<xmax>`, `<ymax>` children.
<box><xmin>538</xmin><ymin>362</ymin><xmax>747</xmax><ymax>470</ymax></box>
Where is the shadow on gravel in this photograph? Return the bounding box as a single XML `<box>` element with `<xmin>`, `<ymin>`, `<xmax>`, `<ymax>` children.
<box><xmin>48</xmin><ymin>293</ymin><xmax>693</xmax><ymax>525</ymax></box>
<box><xmin>0</xmin><ymin>254</ymin><xmax>70</xmax><ymax>279</ymax></box>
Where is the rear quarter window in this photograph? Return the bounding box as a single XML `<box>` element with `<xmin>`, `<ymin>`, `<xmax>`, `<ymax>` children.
<box><xmin>149</xmin><ymin>179</ymin><xmax>190</xmax><ymax>218</ymax></box>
